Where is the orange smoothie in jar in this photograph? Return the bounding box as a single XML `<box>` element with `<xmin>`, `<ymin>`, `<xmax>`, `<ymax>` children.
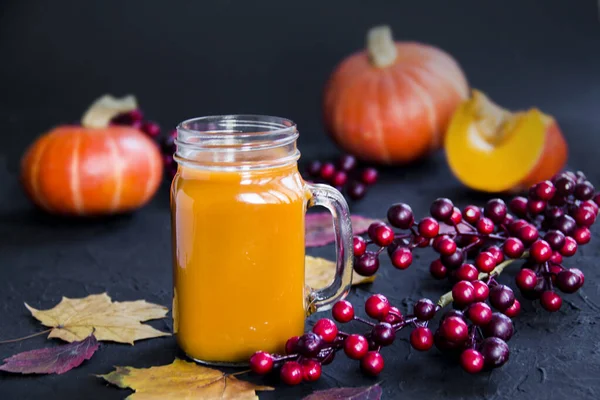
<box><xmin>171</xmin><ymin>163</ymin><xmax>308</xmax><ymax>363</ymax></box>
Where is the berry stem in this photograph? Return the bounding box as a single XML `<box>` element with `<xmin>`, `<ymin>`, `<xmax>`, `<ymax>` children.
<box><xmin>353</xmin><ymin>316</ymin><xmax>376</xmax><ymax>327</ymax></box>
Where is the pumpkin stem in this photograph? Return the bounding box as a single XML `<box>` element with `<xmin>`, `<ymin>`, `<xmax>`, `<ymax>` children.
<box><xmin>367</xmin><ymin>25</ymin><xmax>398</xmax><ymax>68</ymax></box>
<box><xmin>81</xmin><ymin>94</ymin><xmax>138</xmax><ymax>128</ymax></box>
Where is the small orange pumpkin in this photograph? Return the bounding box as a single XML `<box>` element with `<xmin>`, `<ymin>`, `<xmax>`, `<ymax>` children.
<box><xmin>323</xmin><ymin>25</ymin><xmax>469</xmax><ymax>165</ymax></box>
<box><xmin>21</xmin><ymin>95</ymin><xmax>163</xmax><ymax>216</ymax></box>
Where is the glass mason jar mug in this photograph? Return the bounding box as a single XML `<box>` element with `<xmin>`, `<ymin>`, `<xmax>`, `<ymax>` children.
<box><xmin>170</xmin><ymin>115</ymin><xmax>353</xmax><ymax>365</ymax></box>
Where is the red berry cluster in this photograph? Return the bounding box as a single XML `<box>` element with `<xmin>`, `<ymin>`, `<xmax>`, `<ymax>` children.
<box><xmin>304</xmin><ymin>155</ymin><xmax>378</xmax><ymax>200</ymax></box>
<box><xmin>354</xmin><ymin>171</ymin><xmax>595</xmax><ymax>312</ymax></box>
<box><xmin>110</xmin><ymin>109</ymin><xmax>178</xmax><ymax>178</ymax></box>
<box><xmin>250</xmin><ymin>171</ymin><xmax>598</xmax><ymax>383</ymax></box>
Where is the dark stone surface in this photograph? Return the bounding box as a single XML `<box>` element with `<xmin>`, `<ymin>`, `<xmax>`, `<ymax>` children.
<box><xmin>1</xmin><ymin>1</ymin><xmax>600</xmax><ymax>399</ymax></box>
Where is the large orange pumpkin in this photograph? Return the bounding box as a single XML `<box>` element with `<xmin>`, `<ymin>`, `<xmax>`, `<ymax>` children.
<box><xmin>21</xmin><ymin>95</ymin><xmax>163</xmax><ymax>216</ymax></box>
<box><xmin>323</xmin><ymin>25</ymin><xmax>469</xmax><ymax>165</ymax></box>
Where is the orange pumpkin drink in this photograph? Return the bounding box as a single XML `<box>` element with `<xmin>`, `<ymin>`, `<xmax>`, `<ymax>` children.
<box><xmin>170</xmin><ymin>115</ymin><xmax>354</xmax><ymax>365</ymax></box>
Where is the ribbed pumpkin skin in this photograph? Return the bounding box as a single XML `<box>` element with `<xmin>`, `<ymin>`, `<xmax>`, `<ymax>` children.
<box><xmin>323</xmin><ymin>42</ymin><xmax>469</xmax><ymax>165</ymax></box>
<box><xmin>21</xmin><ymin>125</ymin><xmax>163</xmax><ymax>215</ymax></box>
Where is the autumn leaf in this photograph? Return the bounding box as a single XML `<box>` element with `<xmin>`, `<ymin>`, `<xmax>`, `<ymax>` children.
<box><xmin>306</xmin><ymin>213</ymin><xmax>380</xmax><ymax>247</ymax></box>
<box><xmin>302</xmin><ymin>385</ymin><xmax>382</xmax><ymax>400</ymax></box>
<box><xmin>306</xmin><ymin>256</ymin><xmax>375</xmax><ymax>289</ymax></box>
<box><xmin>0</xmin><ymin>334</ymin><xmax>99</xmax><ymax>375</ymax></box>
<box><xmin>25</xmin><ymin>293</ymin><xmax>170</xmax><ymax>344</ymax></box>
<box><xmin>99</xmin><ymin>358</ymin><xmax>273</xmax><ymax>400</ymax></box>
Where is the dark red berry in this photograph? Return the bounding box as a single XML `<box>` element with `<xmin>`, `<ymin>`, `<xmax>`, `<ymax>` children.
<box><xmin>430</xmin><ymin>198</ymin><xmax>454</xmax><ymax>221</ymax></box>
<box><xmin>560</xmin><ymin>236</ymin><xmax>578</xmax><ymax>257</ymax></box>
<box><xmin>436</xmin><ymin>238</ymin><xmax>457</xmax><ymax>256</ymax></box>
<box><xmin>360</xmin><ymin>351</ymin><xmax>384</xmax><ymax>376</ymax></box>
<box><xmin>467</xmin><ymin>302</ymin><xmax>493</xmax><ymax>326</ymax></box>
<box><xmin>418</xmin><ymin>217</ymin><xmax>439</xmax><ymax>238</ymax></box>
<box><xmin>332</xmin><ymin>300</ymin><xmax>354</xmax><ymax>323</ymax></box>
<box><xmin>544</xmin><ymin>230</ymin><xmax>566</xmax><ymax>250</ymax></box>
<box><xmin>527</xmin><ymin>200</ymin><xmax>546</xmax><ymax>215</ymax></box>
<box><xmin>582</xmin><ymin>199</ymin><xmax>599</xmax><ymax>214</ymax></box>
<box><xmin>476</xmin><ymin>217</ymin><xmax>495</xmax><ymax>234</ymax></box>
<box><xmin>550</xmin><ymin>251</ymin><xmax>563</xmax><ymax>264</ymax></box>
<box><xmin>540</xmin><ymin>291</ymin><xmax>562</xmax><ymax>312</ymax></box>
<box><xmin>410</xmin><ymin>326</ymin><xmax>434</xmax><ymax>351</ymax></box>
<box><xmin>452</xmin><ymin>280</ymin><xmax>476</xmax><ymax>307</ymax></box>
<box><xmin>573</xmin><ymin>207</ymin><xmax>596</xmax><ymax>227</ymax></box>
<box><xmin>344</xmin><ymin>334</ymin><xmax>368</xmax><ymax>359</ymax></box>
<box><xmin>479</xmin><ymin>337</ymin><xmax>510</xmax><ymax>369</ymax></box>
<box><xmin>336</xmin><ymin>154</ymin><xmax>357</xmax><ymax>171</ymax></box>
<box><xmin>503</xmin><ymin>237</ymin><xmax>525</xmax><ymax>258</ymax></box>
<box><xmin>509</xmin><ymin>197</ymin><xmax>528</xmax><ymax>217</ymax></box>
<box><xmin>383</xmin><ymin>306</ymin><xmax>403</xmax><ymax>324</ymax></box>
<box><xmin>534</xmin><ymin>180</ymin><xmax>556</xmax><ymax>201</ymax></box>
<box><xmin>475</xmin><ymin>251</ymin><xmax>496</xmax><ymax>273</ymax></box>
<box><xmin>360</xmin><ymin>168</ymin><xmax>378</xmax><ymax>185</ymax></box>
<box><xmin>280</xmin><ymin>361</ymin><xmax>303</xmax><ymax>385</ymax></box>
<box><xmin>249</xmin><ymin>351</ymin><xmax>273</xmax><ymax>374</ymax></box>
<box><xmin>484</xmin><ymin>199</ymin><xmax>507</xmax><ymax>224</ymax></box>
<box><xmin>460</xmin><ymin>349</ymin><xmax>485</xmax><ymax>373</ymax></box>
<box><xmin>455</xmin><ymin>263</ymin><xmax>479</xmax><ymax>282</ymax></box>
<box><xmin>570</xmin><ymin>268</ymin><xmax>585</xmax><ymax>286</ymax></box>
<box><xmin>530</xmin><ymin>239</ymin><xmax>552</xmax><ymax>263</ymax></box>
<box><xmin>370</xmin><ymin>224</ymin><xmax>394</xmax><ymax>246</ymax></box>
<box><xmin>518</xmin><ymin>224</ymin><xmax>539</xmax><ymax>244</ymax></box>
<box><xmin>320</xmin><ymin>162</ymin><xmax>336</xmax><ymax>180</ymax></box>
<box><xmin>554</xmin><ymin>176</ymin><xmax>576</xmax><ymax>196</ymax></box>
<box><xmin>440</xmin><ymin>316</ymin><xmax>469</xmax><ymax>343</ymax></box>
<box><xmin>573</xmin><ymin>227</ymin><xmax>591</xmax><ymax>244</ymax></box>
<box><xmin>312</xmin><ymin>318</ymin><xmax>338</xmax><ymax>343</ymax></box>
<box><xmin>142</xmin><ymin>121</ymin><xmax>161</xmax><ymax>137</ymax></box>
<box><xmin>354</xmin><ymin>252</ymin><xmax>380</xmax><ymax>276</ymax></box>
<box><xmin>387</xmin><ymin>203</ymin><xmax>414</xmax><ymax>229</ymax></box>
<box><xmin>487</xmin><ymin>245</ymin><xmax>504</xmax><ymax>264</ymax></box>
<box><xmin>574</xmin><ymin>181</ymin><xmax>595</xmax><ymax>200</ymax></box>
<box><xmin>296</xmin><ymin>332</ymin><xmax>322</xmax><ymax>357</ymax></box>
<box><xmin>472</xmin><ymin>281</ymin><xmax>490</xmax><ymax>302</ymax></box>
<box><xmin>414</xmin><ymin>298</ymin><xmax>436</xmax><ymax>321</ymax></box>
<box><xmin>414</xmin><ymin>235</ymin><xmax>430</xmax><ymax>248</ymax></box>
<box><xmin>429</xmin><ymin>259</ymin><xmax>448</xmax><ymax>279</ymax></box>
<box><xmin>463</xmin><ymin>205</ymin><xmax>481</xmax><ymax>224</ymax></box>
<box><xmin>515</xmin><ymin>268</ymin><xmax>537</xmax><ymax>291</ymax></box>
<box><xmin>371</xmin><ymin>322</ymin><xmax>395</xmax><ymax>346</ymax></box>
<box><xmin>391</xmin><ymin>247</ymin><xmax>412</xmax><ymax>269</ymax></box>
<box><xmin>300</xmin><ymin>359</ymin><xmax>321</xmax><ymax>382</ymax></box>
<box><xmin>331</xmin><ymin>170</ymin><xmax>348</xmax><ymax>187</ymax></box>
<box><xmin>545</xmin><ymin>206</ymin><xmax>565</xmax><ymax>221</ymax></box>
<box><xmin>556</xmin><ymin>270</ymin><xmax>582</xmax><ymax>293</ymax></box>
<box><xmin>553</xmin><ymin>215</ymin><xmax>577</xmax><ymax>235</ymax></box>
<box><xmin>365</xmin><ymin>294</ymin><xmax>390</xmax><ymax>320</ymax></box>
<box><xmin>503</xmin><ymin>299</ymin><xmax>521</xmax><ymax>318</ymax></box>
<box><xmin>508</xmin><ymin>219</ymin><xmax>529</xmax><ymax>235</ymax></box>
<box><xmin>489</xmin><ymin>284</ymin><xmax>515</xmax><ymax>311</ymax></box>
<box><xmin>450</xmin><ymin>207</ymin><xmax>463</xmax><ymax>225</ymax></box>
<box><xmin>285</xmin><ymin>336</ymin><xmax>300</xmax><ymax>354</ymax></box>
<box><xmin>347</xmin><ymin>181</ymin><xmax>367</xmax><ymax>200</ymax></box>
<box><xmin>482</xmin><ymin>312</ymin><xmax>514</xmax><ymax>341</ymax></box>
<box><xmin>306</xmin><ymin>160</ymin><xmax>322</xmax><ymax>177</ymax></box>
<box><xmin>353</xmin><ymin>236</ymin><xmax>367</xmax><ymax>257</ymax></box>
<box><xmin>441</xmin><ymin>249</ymin><xmax>465</xmax><ymax>269</ymax></box>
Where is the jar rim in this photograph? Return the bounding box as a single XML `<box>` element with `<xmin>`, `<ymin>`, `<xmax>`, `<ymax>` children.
<box><xmin>174</xmin><ymin>115</ymin><xmax>300</xmax><ymax>170</ymax></box>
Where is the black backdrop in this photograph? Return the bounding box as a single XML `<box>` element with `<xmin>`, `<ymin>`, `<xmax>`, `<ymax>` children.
<box><xmin>1</xmin><ymin>1</ymin><xmax>600</xmax><ymax>399</ymax></box>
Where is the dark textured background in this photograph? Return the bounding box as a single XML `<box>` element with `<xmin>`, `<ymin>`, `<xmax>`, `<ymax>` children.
<box><xmin>1</xmin><ymin>1</ymin><xmax>600</xmax><ymax>399</ymax></box>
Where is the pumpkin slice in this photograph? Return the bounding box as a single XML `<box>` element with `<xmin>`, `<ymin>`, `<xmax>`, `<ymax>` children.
<box><xmin>444</xmin><ymin>90</ymin><xmax>567</xmax><ymax>193</ymax></box>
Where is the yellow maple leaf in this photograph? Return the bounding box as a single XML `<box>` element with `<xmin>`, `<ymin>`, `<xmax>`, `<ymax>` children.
<box><xmin>305</xmin><ymin>255</ymin><xmax>375</xmax><ymax>289</ymax></box>
<box><xmin>25</xmin><ymin>293</ymin><xmax>170</xmax><ymax>344</ymax></box>
<box><xmin>99</xmin><ymin>358</ymin><xmax>273</xmax><ymax>400</ymax></box>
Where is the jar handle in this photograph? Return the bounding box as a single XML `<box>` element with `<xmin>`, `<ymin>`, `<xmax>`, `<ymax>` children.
<box><xmin>305</xmin><ymin>183</ymin><xmax>354</xmax><ymax>315</ymax></box>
